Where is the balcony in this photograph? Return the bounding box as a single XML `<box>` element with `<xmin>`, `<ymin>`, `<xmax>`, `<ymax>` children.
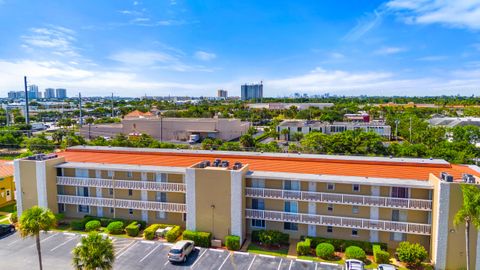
<box><xmin>245</xmin><ymin>209</ymin><xmax>431</xmax><ymax>235</ymax></box>
<box><xmin>245</xmin><ymin>187</ymin><xmax>432</xmax><ymax>211</ymax></box>
<box><xmin>57</xmin><ymin>195</ymin><xmax>186</xmax><ymax>213</ymax></box>
<box><xmin>57</xmin><ymin>176</ymin><xmax>186</xmax><ymax>193</ymax></box>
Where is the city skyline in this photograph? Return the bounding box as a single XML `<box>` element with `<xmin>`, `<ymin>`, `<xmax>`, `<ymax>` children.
<box><xmin>0</xmin><ymin>0</ymin><xmax>480</xmax><ymax>97</ymax></box>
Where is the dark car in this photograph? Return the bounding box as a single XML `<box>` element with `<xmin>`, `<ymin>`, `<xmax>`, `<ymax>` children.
<box><xmin>0</xmin><ymin>224</ymin><xmax>15</xmax><ymax>237</ymax></box>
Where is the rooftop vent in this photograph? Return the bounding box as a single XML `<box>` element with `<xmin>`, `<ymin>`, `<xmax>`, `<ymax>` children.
<box><xmin>233</xmin><ymin>162</ymin><xmax>243</xmax><ymax>170</ymax></box>
<box><xmin>462</xmin><ymin>173</ymin><xmax>476</xmax><ymax>184</ymax></box>
<box><xmin>221</xmin><ymin>160</ymin><xmax>229</xmax><ymax>168</ymax></box>
<box><xmin>440</xmin><ymin>172</ymin><xmax>454</xmax><ymax>182</ymax></box>
<box><xmin>212</xmin><ymin>159</ymin><xmax>221</xmax><ymax>167</ymax></box>
<box><xmin>26</xmin><ymin>154</ymin><xmax>58</xmax><ymax>161</ymax></box>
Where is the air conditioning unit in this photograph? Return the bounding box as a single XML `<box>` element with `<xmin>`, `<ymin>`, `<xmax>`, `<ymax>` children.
<box><xmin>440</xmin><ymin>172</ymin><xmax>453</xmax><ymax>182</ymax></box>
<box><xmin>463</xmin><ymin>174</ymin><xmax>476</xmax><ymax>184</ymax></box>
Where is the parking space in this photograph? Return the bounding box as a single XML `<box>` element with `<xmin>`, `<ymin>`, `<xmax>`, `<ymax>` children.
<box><xmin>0</xmin><ymin>231</ymin><xmax>344</xmax><ymax>270</ymax></box>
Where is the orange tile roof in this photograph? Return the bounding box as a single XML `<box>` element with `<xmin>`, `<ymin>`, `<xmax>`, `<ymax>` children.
<box><xmin>57</xmin><ymin>148</ymin><xmax>480</xmax><ymax>181</ymax></box>
<box><xmin>0</xmin><ymin>160</ymin><xmax>14</xmax><ymax>178</ymax></box>
<box><xmin>125</xmin><ymin>110</ymin><xmax>153</xmax><ymax>118</ymax></box>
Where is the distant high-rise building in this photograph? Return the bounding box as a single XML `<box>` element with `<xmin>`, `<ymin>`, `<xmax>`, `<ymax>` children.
<box><xmin>7</xmin><ymin>91</ymin><xmax>19</xmax><ymax>99</ymax></box>
<box><xmin>28</xmin><ymin>85</ymin><xmax>39</xmax><ymax>99</ymax></box>
<box><xmin>217</xmin><ymin>89</ymin><xmax>228</xmax><ymax>98</ymax></box>
<box><xmin>241</xmin><ymin>82</ymin><xmax>263</xmax><ymax>101</ymax></box>
<box><xmin>44</xmin><ymin>88</ymin><xmax>55</xmax><ymax>99</ymax></box>
<box><xmin>55</xmin><ymin>88</ymin><xmax>67</xmax><ymax>99</ymax></box>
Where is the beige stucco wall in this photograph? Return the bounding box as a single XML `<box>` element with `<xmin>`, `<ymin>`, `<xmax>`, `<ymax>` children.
<box><xmin>18</xmin><ymin>160</ymin><xmax>38</xmax><ymax>211</ymax></box>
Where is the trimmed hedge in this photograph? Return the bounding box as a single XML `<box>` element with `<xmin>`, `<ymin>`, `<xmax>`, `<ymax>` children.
<box><xmin>302</xmin><ymin>236</ymin><xmax>387</xmax><ymax>254</ymax></box>
<box><xmin>107</xmin><ymin>221</ymin><xmax>125</xmax><ymax>234</ymax></box>
<box><xmin>166</xmin><ymin>226</ymin><xmax>182</xmax><ymax>243</ymax></box>
<box><xmin>125</xmin><ymin>222</ymin><xmax>140</xmax><ymax>237</ymax></box>
<box><xmin>225</xmin><ymin>235</ymin><xmax>241</xmax><ymax>251</ymax></box>
<box><xmin>84</xmin><ymin>215</ymin><xmax>147</xmax><ymax>229</ymax></box>
<box><xmin>316</xmin><ymin>243</ymin><xmax>335</xmax><ymax>260</ymax></box>
<box><xmin>85</xmin><ymin>220</ymin><xmax>101</xmax><ymax>232</ymax></box>
<box><xmin>182</xmin><ymin>230</ymin><xmax>212</xmax><ymax>248</ymax></box>
<box><xmin>252</xmin><ymin>230</ymin><xmax>289</xmax><ymax>246</ymax></box>
<box><xmin>100</xmin><ymin>218</ymin><xmax>114</xmax><ymax>227</ymax></box>
<box><xmin>373</xmin><ymin>244</ymin><xmax>390</xmax><ymax>264</ymax></box>
<box><xmin>71</xmin><ymin>220</ymin><xmax>86</xmax><ymax>231</ymax></box>
<box><xmin>143</xmin><ymin>224</ymin><xmax>160</xmax><ymax>240</ymax></box>
<box><xmin>345</xmin><ymin>246</ymin><xmax>366</xmax><ymax>261</ymax></box>
<box><xmin>296</xmin><ymin>239</ymin><xmax>311</xmax><ymax>256</ymax></box>
<box><xmin>9</xmin><ymin>211</ymin><xmax>18</xmax><ymax>224</ymax></box>
<box><xmin>396</xmin><ymin>241</ymin><xmax>428</xmax><ymax>266</ymax></box>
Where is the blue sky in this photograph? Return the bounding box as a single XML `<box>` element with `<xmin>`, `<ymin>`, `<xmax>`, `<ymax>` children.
<box><xmin>0</xmin><ymin>0</ymin><xmax>480</xmax><ymax>97</ymax></box>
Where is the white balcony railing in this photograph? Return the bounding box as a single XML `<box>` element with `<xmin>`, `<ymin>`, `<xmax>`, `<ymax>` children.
<box><xmin>245</xmin><ymin>209</ymin><xmax>431</xmax><ymax>235</ymax></box>
<box><xmin>245</xmin><ymin>187</ymin><xmax>432</xmax><ymax>211</ymax></box>
<box><xmin>57</xmin><ymin>176</ymin><xmax>186</xmax><ymax>193</ymax></box>
<box><xmin>57</xmin><ymin>195</ymin><xmax>186</xmax><ymax>213</ymax></box>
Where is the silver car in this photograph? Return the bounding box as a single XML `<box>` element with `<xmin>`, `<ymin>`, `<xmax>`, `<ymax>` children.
<box><xmin>168</xmin><ymin>240</ymin><xmax>194</xmax><ymax>263</ymax></box>
<box><xmin>377</xmin><ymin>264</ymin><xmax>396</xmax><ymax>270</ymax></box>
<box><xmin>345</xmin><ymin>259</ymin><xmax>365</xmax><ymax>270</ymax></box>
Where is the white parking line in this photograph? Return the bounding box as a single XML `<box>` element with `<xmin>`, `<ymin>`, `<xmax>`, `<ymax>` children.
<box><xmin>259</xmin><ymin>254</ymin><xmax>275</xmax><ymax>259</ymax></box>
<box><xmin>63</xmin><ymin>232</ymin><xmax>76</xmax><ymax>236</ymax></box>
<box><xmin>320</xmin><ymin>262</ymin><xmax>339</xmax><ymax>266</ymax></box>
<box><xmin>210</xmin><ymin>249</ymin><xmax>224</xmax><ymax>253</ymax></box>
<box><xmin>139</xmin><ymin>244</ymin><xmax>161</xmax><ymax>262</ymax></box>
<box><xmin>50</xmin><ymin>235</ymin><xmax>78</xmax><ymax>251</ymax></box>
<box><xmin>315</xmin><ymin>262</ymin><xmax>318</xmax><ymax>270</ymax></box>
<box><xmin>296</xmin><ymin>259</ymin><xmax>314</xmax><ymax>263</ymax></box>
<box><xmin>217</xmin><ymin>252</ymin><xmax>231</xmax><ymax>270</ymax></box>
<box><xmin>233</xmin><ymin>251</ymin><xmax>249</xmax><ymax>256</ymax></box>
<box><xmin>28</xmin><ymin>233</ymin><xmax>57</xmax><ymax>248</ymax></box>
<box><xmin>277</xmin><ymin>258</ymin><xmax>283</xmax><ymax>270</ymax></box>
<box><xmin>288</xmin><ymin>260</ymin><xmax>293</xmax><ymax>270</ymax></box>
<box><xmin>247</xmin><ymin>255</ymin><xmax>257</xmax><ymax>270</ymax></box>
<box><xmin>190</xmin><ymin>248</ymin><xmax>207</xmax><ymax>269</ymax></box>
<box><xmin>7</xmin><ymin>239</ymin><xmax>21</xmax><ymax>246</ymax></box>
<box><xmin>117</xmin><ymin>241</ymin><xmax>138</xmax><ymax>258</ymax></box>
<box><xmin>141</xmin><ymin>240</ymin><xmax>155</xmax><ymax>244</ymax></box>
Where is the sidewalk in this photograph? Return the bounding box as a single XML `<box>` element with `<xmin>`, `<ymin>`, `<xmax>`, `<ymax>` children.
<box><xmin>287</xmin><ymin>239</ymin><xmax>299</xmax><ymax>258</ymax></box>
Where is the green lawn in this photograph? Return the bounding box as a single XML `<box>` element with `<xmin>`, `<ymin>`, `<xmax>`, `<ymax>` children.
<box><xmin>247</xmin><ymin>243</ymin><xmax>289</xmax><ymax>257</ymax></box>
<box><xmin>0</xmin><ymin>219</ymin><xmax>10</xmax><ymax>224</ymax></box>
<box><xmin>0</xmin><ymin>214</ymin><xmax>6</xmax><ymax>220</ymax></box>
<box><xmin>0</xmin><ymin>203</ymin><xmax>16</xmax><ymax>213</ymax></box>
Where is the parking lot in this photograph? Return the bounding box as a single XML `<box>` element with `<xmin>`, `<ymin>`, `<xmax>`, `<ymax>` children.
<box><xmin>0</xmin><ymin>231</ymin><xmax>343</xmax><ymax>270</ymax></box>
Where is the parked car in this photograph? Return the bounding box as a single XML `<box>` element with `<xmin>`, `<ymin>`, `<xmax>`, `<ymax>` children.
<box><xmin>345</xmin><ymin>259</ymin><xmax>365</xmax><ymax>270</ymax></box>
<box><xmin>377</xmin><ymin>264</ymin><xmax>396</xmax><ymax>270</ymax></box>
<box><xmin>0</xmin><ymin>224</ymin><xmax>15</xmax><ymax>237</ymax></box>
<box><xmin>168</xmin><ymin>240</ymin><xmax>194</xmax><ymax>263</ymax></box>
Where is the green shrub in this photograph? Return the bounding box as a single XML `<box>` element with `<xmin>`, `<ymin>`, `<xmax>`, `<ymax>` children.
<box><xmin>85</xmin><ymin>220</ymin><xmax>101</xmax><ymax>232</ymax></box>
<box><xmin>100</xmin><ymin>218</ymin><xmax>113</xmax><ymax>227</ymax></box>
<box><xmin>107</xmin><ymin>221</ymin><xmax>125</xmax><ymax>234</ymax></box>
<box><xmin>373</xmin><ymin>244</ymin><xmax>390</xmax><ymax>264</ymax></box>
<box><xmin>71</xmin><ymin>220</ymin><xmax>85</xmax><ymax>231</ymax></box>
<box><xmin>396</xmin><ymin>241</ymin><xmax>428</xmax><ymax>266</ymax></box>
<box><xmin>182</xmin><ymin>230</ymin><xmax>212</xmax><ymax>248</ymax></box>
<box><xmin>345</xmin><ymin>246</ymin><xmax>366</xmax><ymax>261</ymax></box>
<box><xmin>303</xmin><ymin>236</ymin><xmax>386</xmax><ymax>254</ymax></box>
<box><xmin>296</xmin><ymin>239</ymin><xmax>311</xmax><ymax>256</ymax></box>
<box><xmin>125</xmin><ymin>222</ymin><xmax>140</xmax><ymax>237</ymax></box>
<box><xmin>316</xmin><ymin>243</ymin><xmax>335</xmax><ymax>260</ymax></box>
<box><xmin>9</xmin><ymin>211</ymin><xmax>17</xmax><ymax>224</ymax></box>
<box><xmin>136</xmin><ymin>220</ymin><xmax>147</xmax><ymax>230</ymax></box>
<box><xmin>166</xmin><ymin>226</ymin><xmax>182</xmax><ymax>242</ymax></box>
<box><xmin>254</xmin><ymin>230</ymin><xmax>289</xmax><ymax>246</ymax></box>
<box><xmin>143</xmin><ymin>224</ymin><xmax>162</xmax><ymax>240</ymax></box>
<box><xmin>225</xmin><ymin>235</ymin><xmax>241</xmax><ymax>251</ymax></box>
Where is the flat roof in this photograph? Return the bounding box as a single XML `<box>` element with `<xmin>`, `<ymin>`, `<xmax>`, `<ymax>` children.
<box><xmin>56</xmin><ymin>146</ymin><xmax>480</xmax><ymax>181</ymax></box>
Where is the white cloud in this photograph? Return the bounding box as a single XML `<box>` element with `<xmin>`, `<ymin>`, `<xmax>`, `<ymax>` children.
<box><xmin>374</xmin><ymin>47</ymin><xmax>407</xmax><ymax>55</ymax></box>
<box><xmin>416</xmin><ymin>55</ymin><xmax>447</xmax><ymax>61</ymax></box>
<box><xmin>21</xmin><ymin>26</ymin><xmax>79</xmax><ymax>58</ymax></box>
<box><xmin>329</xmin><ymin>52</ymin><xmax>345</xmax><ymax>59</ymax></box>
<box><xmin>343</xmin><ymin>9</ymin><xmax>386</xmax><ymax>41</ymax></box>
<box><xmin>387</xmin><ymin>0</ymin><xmax>480</xmax><ymax>30</ymax></box>
<box><xmin>194</xmin><ymin>51</ymin><xmax>216</xmax><ymax>61</ymax></box>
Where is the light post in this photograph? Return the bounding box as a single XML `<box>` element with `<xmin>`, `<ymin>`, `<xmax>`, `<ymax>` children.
<box><xmin>211</xmin><ymin>204</ymin><xmax>215</xmax><ymax>239</ymax></box>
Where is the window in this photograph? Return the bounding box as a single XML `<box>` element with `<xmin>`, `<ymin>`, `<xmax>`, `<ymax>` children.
<box><xmin>57</xmin><ymin>185</ymin><xmax>65</xmax><ymax>195</ymax></box>
<box><xmin>284</xmin><ymin>222</ymin><xmax>298</xmax><ymax>231</ymax></box>
<box><xmin>58</xmin><ymin>203</ymin><xmax>65</xmax><ymax>213</ymax></box>
<box><xmin>251</xmin><ymin>219</ymin><xmax>266</xmax><ymax>228</ymax></box>
<box><xmin>78</xmin><ymin>205</ymin><xmax>89</xmax><ymax>213</ymax></box>
<box><xmin>128</xmin><ymin>189</ymin><xmax>133</xmax><ymax>196</ymax></box>
<box><xmin>157</xmin><ymin>192</ymin><xmax>167</xmax><ymax>202</ymax></box>
<box><xmin>327</xmin><ymin>226</ymin><xmax>333</xmax><ymax>233</ymax></box>
<box><xmin>285</xmin><ymin>201</ymin><xmax>298</xmax><ymax>213</ymax></box>
<box><xmin>157</xmin><ymin>211</ymin><xmax>167</xmax><ymax>219</ymax></box>
<box><xmin>110</xmin><ymin>208</ymin><xmax>114</xmax><ymax>214</ymax></box>
<box><xmin>251</xmin><ymin>179</ymin><xmax>265</xmax><ymax>188</ymax></box>
<box><xmin>297</xmin><ymin>127</ymin><xmax>302</xmax><ymax>132</ymax></box>
<box><xmin>327</xmin><ymin>204</ymin><xmax>334</xmax><ymax>212</ymax></box>
<box><xmin>391</xmin><ymin>187</ymin><xmax>409</xmax><ymax>198</ymax></box>
<box><xmin>352</xmin><ymin>206</ymin><xmax>359</xmax><ymax>214</ymax></box>
<box><xmin>56</xmin><ymin>168</ymin><xmax>63</xmax><ymax>176</ymax></box>
<box><xmin>109</xmin><ymin>188</ymin><xmax>113</xmax><ymax>196</ymax></box>
<box><xmin>352</xmin><ymin>184</ymin><xmax>360</xmax><ymax>192</ymax></box>
<box><xmin>252</xmin><ymin>199</ymin><xmax>265</xmax><ymax>210</ymax></box>
<box><xmin>183</xmin><ymin>213</ymin><xmax>187</xmax><ymax>222</ymax></box>
<box><xmin>352</xmin><ymin>229</ymin><xmax>358</xmax><ymax>237</ymax></box>
<box><xmin>391</xmin><ymin>210</ymin><xmax>400</xmax><ymax>221</ymax></box>
<box><xmin>128</xmin><ymin>209</ymin><xmax>133</xmax><ymax>215</ymax></box>
<box><xmin>156</xmin><ymin>173</ymin><xmax>167</xmax><ymax>183</ymax></box>
<box><xmin>127</xmin><ymin>171</ymin><xmax>133</xmax><ymax>178</ymax></box>
<box><xmin>327</xmin><ymin>183</ymin><xmax>335</xmax><ymax>191</ymax></box>
<box><xmin>390</xmin><ymin>232</ymin><xmax>407</xmax><ymax>241</ymax></box>
<box><xmin>284</xmin><ymin>180</ymin><xmax>300</xmax><ymax>190</ymax></box>
<box><xmin>107</xmin><ymin>171</ymin><xmax>113</xmax><ymax>177</ymax></box>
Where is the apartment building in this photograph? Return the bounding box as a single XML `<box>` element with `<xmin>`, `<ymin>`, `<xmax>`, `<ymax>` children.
<box><xmin>0</xmin><ymin>161</ymin><xmax>15</xmax><ymax>207</ymax></box>
<box><xmin>14</xmin><ymin>146</ymin><xmax>480</xmax><ymax>269</ymax></box>
<box><xmin>277</xmin><ymin>120</ymin><xmax>392</xmax><ymax>139</ymax></box>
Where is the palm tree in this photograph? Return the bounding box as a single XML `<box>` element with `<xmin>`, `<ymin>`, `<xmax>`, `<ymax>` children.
<box><xmin>72</xmin><ymin>232</ymin><xmax>115</xmax><ymax>270</ymax></box>
<box><xmin>280</xmin><ymin>128</ymin><xmax>290</xmax><ymax>141</ymax></box>
<box><xmin>18</xmin><ymin>206</ymin><xmax>57</xmax><ymax>270</ymax></box>
<box><xmin>454</xmin><ymin>184</ymin><xmax>480</xmax><ymax>270</ymax></box>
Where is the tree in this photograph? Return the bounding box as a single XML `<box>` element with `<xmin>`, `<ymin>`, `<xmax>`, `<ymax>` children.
<box><xmin>280</xmin><ymin>128</ymin><xmax>290</xmax><ymax>141</ymax></box>
<box><xmin>239</xmin><ymin>134</ymin><xmax>255</xmax><ymax>149</ymax></box>
<box><xmin>19</xmin><ymin>206</ymin><xmax>56</xmax><ymax>270</ymax></box>
<box><xmin>454</xmin><ymin>184</ymin><xmax>480</xmax><ymax>270</ymax></box>
<box><xmin>23</xmin><ymin>133</ymin><xmax>55</xmax><ymax>153</ymax></box>
<box><xmin>291</xmin><ymin>132</ymin><xmax>304</xmax><ymax>142</ymax></box>
<box><xmin>396</xmin><ymin>241</ymin><xmax>428</xmax><ymax>267</ymax></box>
<box><xmin>85</xmin><ymin>117</ymin><xmax>95</xmax><ymax>140</ymax></box>
<box><xmin>72</xmin><ymin>232</ymin><xmax>115</xmax><ymax>270</ymax></box>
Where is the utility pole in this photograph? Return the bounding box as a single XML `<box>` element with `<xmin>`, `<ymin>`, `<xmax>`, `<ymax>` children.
<box><xmin>24</xmin><ymin>76</ymin><xmax>30</xmax><ymax>125</ymax></box>
<box><xmin>409</xmin><ymin>117</ymin><xmax>412</xmax><ymax>142</ymax></box>
<box><xmin>78</xmin><ymin>92</ymin><xmax>83</xmax><ymax>127</ymax></box>
<box><xmin>111</xmin><ymin>93</ymin><xmax>114</xmax><ymax>117</ymax></box>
